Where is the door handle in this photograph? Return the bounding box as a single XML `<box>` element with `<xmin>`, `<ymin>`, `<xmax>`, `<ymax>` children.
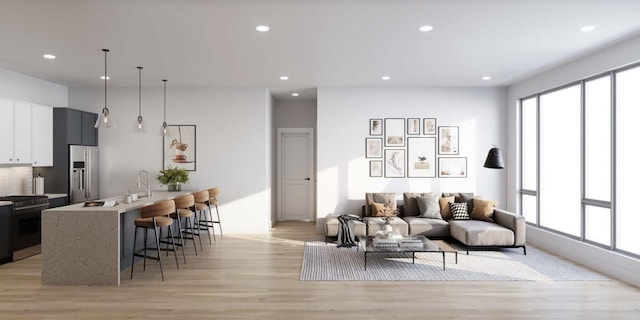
<box><xmin>304</xmin><ymin>178</ymin><xmax>310</xmax><ymax>181</ymax></box>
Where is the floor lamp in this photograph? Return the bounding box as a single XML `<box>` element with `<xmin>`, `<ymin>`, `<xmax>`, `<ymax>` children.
<box><xmin>484</xmin><ymin>145</ymin><xmax>509</xmax><ymax>210</ymax></box>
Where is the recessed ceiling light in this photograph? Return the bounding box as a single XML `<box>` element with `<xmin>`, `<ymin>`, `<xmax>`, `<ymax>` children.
<box><xmin>419</xmin><ymin>25</ymin><xmax>434</xmax><ymax>32</ymax></box>
<box><xmin>381</xmin><ymin>76</ymin><xmax>391</xmax><ymax>80</ymax></box>
<box><xmin>256</xmin><ymin>25</ymin><xmax>270</xmax><ymax>32</ymax></box>
<box><xmin>482</xmin><ymin>76</ymin><xmax>491</xmax><ymax>80</ymax></box>
<box><xmin>580</xmin><ymin>25</ymin><xmax>596</xmax><ymax>32</ymax></box>
<box><xmin>43</xmin><ymin>54</ymin><xmax>56</xmax><ymax>60</ymax></box>
<box><xmin>291</xmin><ymin>93</ymin><xmax>299</xmax><ymax>97</ymax></box>
<box><xmin>100</xmin><ymin>76</ymin><xmax>110</xmax><ymax>80</ymax></box>
<box><xmin>280</xmin><ymin>76</ymin><xmax>289</xmax><ymax>80</ymax></box>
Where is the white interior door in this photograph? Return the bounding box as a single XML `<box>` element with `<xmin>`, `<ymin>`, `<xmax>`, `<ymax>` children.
<box><xmin>277</xmin><ymin>128</ymin><xmax>314</xmax><ymax>221</ymax></box>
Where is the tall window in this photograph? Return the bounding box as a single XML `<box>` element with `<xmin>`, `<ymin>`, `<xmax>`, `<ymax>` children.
<box><xmin>616</xmin><ymin>67</ymin><xmax>640</xmax><ymax>255</ymax></box>
<box><xmin>519</xmin><ymin>63</ymin><xmax>640</xmax><ymax>258</ymax></box>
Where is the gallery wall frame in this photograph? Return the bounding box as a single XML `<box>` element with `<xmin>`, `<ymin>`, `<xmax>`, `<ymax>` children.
<box><xmin>407</xmin><ymin>118</ymin><xmax>420</xmax><ymax>135</ymax></box>
<box><xmin>369</xmin><ymin>160</ymin><xmax>383</xmax><ymax>177</ymax></box>
<box><xmin>370</xmin><ymin>118</ymin><xmax>383</xmax><ymax>135</ymax></box>
<box><xmin>163</xmin><ymin>125</ymin><xmax>196</xmax><ymax>171</ymax></box>
<box><xmin>384</xmin><ymin>118</ymin><xmax>405</xmax><ymax>147</ymax></box>
<box><xmin>407</xmin><ymin>137</ymin><xmax>437</xmax><ymax>178</ymax></box>
<box><xmin>438</xmin><ymin>126</ymin><xmax>459</xmax><ymax>155</ymax></box>
<box><xmin>365</xmin><ymin>137</ymin><xmax>382</xmax><ymax>158</ymax></box>
<box><xmin>384</xmin><ymin>149</ymin><xmax>405</xmax><ymax>178</ymax></box>
<box><xmin>423</xmin><ymin>118</ymin><xmax>437</xmax><ymax>135</ymax></box>
<box><xmin>438</xmin><ymin>157</ymin><xmax>467</xmax><ymax>178</ymax></box>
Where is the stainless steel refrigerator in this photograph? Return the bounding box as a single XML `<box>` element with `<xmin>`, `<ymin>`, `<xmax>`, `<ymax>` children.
<box><xmin>69</xmin><ymin>145</ymin><xmax>99</xmax><ymax>204</ymax></box>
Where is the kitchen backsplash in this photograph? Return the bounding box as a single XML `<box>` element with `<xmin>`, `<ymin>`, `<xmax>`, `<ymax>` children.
<box><xmin>0</xmin><ymin>166</ymin><xmax>33</xmax><ymax>196</ymax></box>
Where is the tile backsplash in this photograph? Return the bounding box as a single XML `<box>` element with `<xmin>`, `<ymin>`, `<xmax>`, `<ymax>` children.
<box><xmin>0</xmin><ymin>166</ymin><xmax>33</xmax><ymax>196</ymax></box>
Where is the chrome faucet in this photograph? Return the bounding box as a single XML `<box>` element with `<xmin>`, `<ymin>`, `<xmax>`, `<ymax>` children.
<box><xmin>137</xmin><ymin>170</ymin><xmax>152</xmax><ymax>198</ymax></box>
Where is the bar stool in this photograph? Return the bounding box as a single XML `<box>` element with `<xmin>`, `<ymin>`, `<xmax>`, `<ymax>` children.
<box><xmin>207</xmin><ymin>187</ymin><xmax>222</xmax><ymax>239</ymax></box>
<box><xmin>171</xmin><ymin>193</ymin><xmax>201</xmax><ymax>257</ymax></box>
<box><xmin>193</xmin><ymin>190</ymin><xmax>213</xmax><ymax>244</ymax></box>
<box><xmin>130</xmin><ymin>199</ymin><xmax>179</xmax><ymax>281</ymax></box>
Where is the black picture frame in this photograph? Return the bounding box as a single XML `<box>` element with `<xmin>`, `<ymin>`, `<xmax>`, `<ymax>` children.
<box><xmin>384</xmin><ymin>118</ymin><xmax>405</xmax><ymax>147</ymax></box>
<box><xmin>438</xmin><ymin>157</ymin><xmax>467</xmax><ymax>178</ymax></box>
<box><xmin>438</xmin><ymin>126</ymin><xmax>459</xmax><ymax>155</ymax></box>
<box><xmin>365</xmin><ymin>137</ymin><xmax>382</xmax><ymax>158</ymax></box>
<box><xmin>423</xmin><ymin>118</ymin><xmax>436</xmax><ymax>135</ymax></box>
<box><xmin>370</xmin><ymin>118</ymin><xmax>383</xmax><ymax>136</ymax></box>
<box><xmin>369</xmin><ymin>160</ymin><xmax>383</xmax><ymax>177</ymax></box>
<box><xmin>407</xmin><ymin>118</ymin><xmax>420</xmax><ymax>135</ymax></box>
<box><xmin>162</xmin><ymin>125</ymin><xmax>196</xmax><ymax>171</ymax></box>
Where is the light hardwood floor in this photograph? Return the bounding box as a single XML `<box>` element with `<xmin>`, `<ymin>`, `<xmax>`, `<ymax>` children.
<box><xmin>0</xmin><ymin>221</ymin><xmax>639</xmax><ymax>319</ymax></box>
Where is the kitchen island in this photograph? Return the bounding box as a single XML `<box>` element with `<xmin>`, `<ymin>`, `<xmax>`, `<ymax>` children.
<box><xmin>41</xmin><ymin>190</ymin><xmax>196</xmax><ymax>286</ymax></box>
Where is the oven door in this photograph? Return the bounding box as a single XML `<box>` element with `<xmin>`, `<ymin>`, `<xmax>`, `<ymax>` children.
<box><xmin>11</xmin><ymin>204</ymin><xmax>48</xmax><ymax>261</ymax></box>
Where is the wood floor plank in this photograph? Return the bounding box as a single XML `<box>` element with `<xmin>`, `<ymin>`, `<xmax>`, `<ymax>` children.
<box><xmin>0</xmin><ymin>221</ymin><xmax>639</xmax><ymax>319</ymax></box>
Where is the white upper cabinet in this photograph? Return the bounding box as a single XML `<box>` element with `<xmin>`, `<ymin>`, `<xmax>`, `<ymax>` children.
<box><xmin>31</xmin><ymin>104</ymin><xmax>53</xmax><ymax>166</ymax></box>
<box><xmin>0</xmin><ymin>98</ymin><xmax>36</xmax><ymax>165</ymax></box>
<box><xmin>0</xmin><ymin>98</ymin><xmax>14</xmax><ymax>163</ymax></box>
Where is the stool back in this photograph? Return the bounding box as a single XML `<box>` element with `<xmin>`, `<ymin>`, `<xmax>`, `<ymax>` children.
<box><xmin>140</xmin><ymin>200</ymin><xmax>176</xmax><ymax>218</ymax></box>
<box><xmin>208</xmin><ymin>187</ymin><xmax>220</xmax><ymax>199</ymax></box>
<box><xmin>174</xmin><ymin>194</ymin><xmax>195</xmax><ymax>209</ymax></box>
<box><xmin>193</xmin><ymin>190</ymin><xmax>209</xmax><ymax>204</ymax></box>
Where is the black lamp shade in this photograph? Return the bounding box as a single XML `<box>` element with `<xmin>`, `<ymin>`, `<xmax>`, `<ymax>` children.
<box><xmin>484</xmin><ymin>147</ymin><xmax>505</xmax><ymax>169</ymax></box>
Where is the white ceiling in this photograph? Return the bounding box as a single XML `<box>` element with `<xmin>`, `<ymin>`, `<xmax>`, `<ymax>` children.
<box><xmin>1</xmin><ymin>0</ymin><xmax>640</xmax><ymax>100</ymax></box>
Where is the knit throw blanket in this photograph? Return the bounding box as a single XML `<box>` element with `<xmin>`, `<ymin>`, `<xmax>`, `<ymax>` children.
<box><xmin>336</xmin><ymin>214</ymin><xmax>366</xmax><ymax>248</ymax></box>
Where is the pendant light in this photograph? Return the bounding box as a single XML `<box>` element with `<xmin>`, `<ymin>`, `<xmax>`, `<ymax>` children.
<box><xmin>158</xmin><ymin>79</ymin><xmax>172</xmax><ymax>136</ymax></box>
<box><xmin>131</xmin><ymin>66</ymin><xmax>147</xmax><ymax>133</ymax></box>
<box><xmin>95</xmin><ymin>49</ymin><xmax>114</xmax><ymax>128</ymax></box>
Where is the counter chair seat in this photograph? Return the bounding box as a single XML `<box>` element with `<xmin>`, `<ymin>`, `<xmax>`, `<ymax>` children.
<box><xmin>130</xmin><ymin>199</ymin><xmax>179</xmax><ymax>281</ymax></box>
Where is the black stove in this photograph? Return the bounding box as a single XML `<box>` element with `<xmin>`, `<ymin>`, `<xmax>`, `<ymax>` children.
<box><xmin>0</xmin><ymin>195</ymin><xmax>49</xmax><ymax>262</ymax></box>
<box><xmin>0</xmin><ymin>195</ymin><xmax>49</xmax><ymax>208</ymax></box>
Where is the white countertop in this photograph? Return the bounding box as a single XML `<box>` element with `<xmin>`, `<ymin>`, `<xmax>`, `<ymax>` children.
<box><xmin>43</xmin><ymin>190</ymin><xmax>197</xmax><ymax>214</ymax></box>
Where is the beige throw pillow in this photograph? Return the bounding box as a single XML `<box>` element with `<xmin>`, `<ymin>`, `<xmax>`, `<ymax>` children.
<box><xmin>470</xmin><ymin>198</ymin><xmax>499</xmax><ymax>222</ymax></box>
<box><xmin>438</xmin><ymin>196</ymin><xmax>456</xmax><ymax>220</ymax></box>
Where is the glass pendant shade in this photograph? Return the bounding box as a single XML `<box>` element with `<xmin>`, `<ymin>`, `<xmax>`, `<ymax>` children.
<box><xmin>158</xmin><ymin>121</ymin><xmax>172</xmax><ymax>137</ymax></box>
<box><xmin>132</xmin><ymin>66</ymin><xmax>147</xmax><ymax>133</ymax></box>
<box><xmin>95</xmin><ymin>49</ymin><xmax>113</xmax><ymax>129</ymax></box>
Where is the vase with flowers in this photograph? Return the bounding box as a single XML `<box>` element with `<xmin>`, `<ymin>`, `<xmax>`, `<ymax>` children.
<box><xmin>157</xmin><ymin>166</ymin><xmax>189</xmax><ymax>191</ymax></box>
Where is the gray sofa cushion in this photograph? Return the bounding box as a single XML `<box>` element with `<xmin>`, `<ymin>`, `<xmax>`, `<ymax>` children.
<box><xmin>365</xmin><ymin>217</ymin><xmax>409</xmax><ymax>236</ymax></box>
<box><xmin>449</xmin><ymin>220</ymin><xmax>515</xmax><ymax>246</ymax></box>
<box><xmin>325</xmin><ymin>215</ymin><xmax>367</xmax><ymax>237</ymax></box>
<box><xmin>402</xmin><ymin>192</ymin><xmax>433</xmax><ymax>217</ymax></box>
<box><xmin>416</xmin><ymin>195</ymin><xmax>442</xmax><ymax>219</ymax></box>
<box><xmin>403</xmin><ymin>216</ymin><xmax>450</xmax><ymax>237</ymax></box>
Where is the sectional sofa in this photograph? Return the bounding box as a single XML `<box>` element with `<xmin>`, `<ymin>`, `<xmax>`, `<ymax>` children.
<box><xmin>325</xmin><ymin>192</ymin><xmax>526</xmax><ymax>254</ymax></box>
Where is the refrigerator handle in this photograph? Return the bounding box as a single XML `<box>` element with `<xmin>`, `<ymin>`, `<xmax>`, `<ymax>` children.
<box><xmin>78</xmin><ymin>169</ymin><xmax>84</xmax><ymax>190</ymax></box>
<box><xmin>86</xmin><ymin>150</ymin><xmax>91</xmax><ymax>199</ymax></box>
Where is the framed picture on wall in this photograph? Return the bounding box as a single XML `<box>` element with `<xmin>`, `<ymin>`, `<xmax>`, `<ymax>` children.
<box><xmin>438</xmin><ymin>157</ymin><xmax>467</xmax><ymax>178</ymax></box>
<box><xmin>370</xmin><ymin>160</ymin><xmax>383</xmax><ymax>177</ymax></box>
<box><xmin>407</xmin><ymin>137</ymin><xmax>436</xmax><ymax>178</ymax></box>
<box><xmin>163</xmin><ymin>125</ymin><xmax>196</xmax><ymax>171</ymax></box>
<box><xmin>370</xmin><ymin>118</ymin><xmax>383</xmax><ymax>135</ymax></box>
<box><xmin>407</xmin><ymin>118</ymin><xmax>420</xmax><ymax>135</ymax></box>
<box><xmin>384</xmin><ymin>118</ymin><xmax>405</xmax><ymax>147</ymax></box>
<box><xmin>384</xmin><ymin>149</ymin><xmax>405</xmax><ymax>178</ymax></box>
<box><xmin>365</xmin><ymin>138</ymin><xmax>382</xmax><ymax>158</ymax></box>
<box><xmin>438</xmin><ymin>126</ymin><xmax>459</xmax><ymax>155</ymax></box>
<box><xmin>423</xmin><ymin>118</ymin><xmax>436</xmax><ymax>135</ymax></box>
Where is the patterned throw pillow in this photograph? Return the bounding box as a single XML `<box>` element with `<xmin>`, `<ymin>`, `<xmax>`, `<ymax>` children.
<box><xmin>450</xmin><ymin>202</ymin><xmax>470</xmax><ymax>220</ymax></box>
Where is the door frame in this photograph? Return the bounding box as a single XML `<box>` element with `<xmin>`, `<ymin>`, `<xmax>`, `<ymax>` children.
<box><xmin>277</xmin><ymin>128</ymin><xmax>315</xmax><ymax>221</ymax></box>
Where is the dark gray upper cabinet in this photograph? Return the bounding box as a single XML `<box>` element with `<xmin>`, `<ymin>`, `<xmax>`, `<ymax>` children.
<box><xmin>81</xmin><ymin>112</ymin><xmax>98</xmax><ymax>146</ymax></box>
<box><xmin>54</xmin><ymin>108</ymin><xmax>98</xmax><ymax>147</ymax></box>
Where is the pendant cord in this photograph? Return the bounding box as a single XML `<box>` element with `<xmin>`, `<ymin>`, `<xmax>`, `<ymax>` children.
<box><xmin>103</xmin><ymin>49</ymin><xmax>108</xmax><ymax>110</ymax></box>
<box><xmin>163</xmin><ymin>79</ymin><xmax>167</xmax><ymax>122</ymax></box>
<box><xmin>138</xmin><ymin>67</ymin><xmax>142</xmax><ymax>117</ymax></box>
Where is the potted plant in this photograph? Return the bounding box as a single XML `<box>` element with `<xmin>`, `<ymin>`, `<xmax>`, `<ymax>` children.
<box><xmin>157</xmin><ymin>166</ymin><xmax>189</xmax><ymax>191</ymax></box>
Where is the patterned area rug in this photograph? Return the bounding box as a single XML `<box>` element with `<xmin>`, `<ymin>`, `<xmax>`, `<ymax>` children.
<box><xmin>300</xmin><ymin>240</ymin><xmax>610</xmax><ymax>281</ymax></box>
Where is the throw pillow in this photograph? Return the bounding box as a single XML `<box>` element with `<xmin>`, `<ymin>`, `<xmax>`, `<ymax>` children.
<box><xmin>403</xmin><ymin>192</ymin><xmax>433</xmax><ymax>217</ymax></box>
<box><xmin>371</xmin><ymin>202</ymin><xmax>395</xmax><ymax>217</ymax></box>
<box><xmin>439</xmin><ymin>196</ymin><xmax>456</xmax><ymax>219</ymax></box>
<box><xmin>470</xmin><ymin>198</ymin><xmax>499</xmax><ymax>222</ymax></box>
<box><xmin>365</xmin><ymin>193</ymin><xmax>396</xmax><ymax>217</ymax></box>
<box><xmin>442</xmin><ymin>192</ymin><xmax>475</xmax><ymax>213</ymax></box>
<box><xmin>450</xmin><ymin>202</ymin><xmax>470</xmax><ymax>220</ymax></box>
<box><xmin>416</xmin><ymin>195</ymin><xmax>442</xmax><ymax>219</ymax></box>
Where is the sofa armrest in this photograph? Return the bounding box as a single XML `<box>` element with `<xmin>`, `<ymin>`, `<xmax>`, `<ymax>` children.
<box><xmin>493</xmin><ymin>209</ymin><xmax>526</xmax><ymax>246</ymax></box>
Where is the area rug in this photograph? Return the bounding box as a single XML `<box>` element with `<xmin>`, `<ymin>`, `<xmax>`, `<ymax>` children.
<box><xmin>300</xmin><ymin>240</ymin><xmax>610</xmax><ymax>281</ymax></box>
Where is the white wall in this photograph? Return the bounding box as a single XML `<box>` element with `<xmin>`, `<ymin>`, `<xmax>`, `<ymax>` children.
<box><xmin>68</xmin><ymin>86</ymin><xmax>272</xmax><ymax>234</ymax></box>
<box><xmin>0</xmin><ymin>67</ymin><xmax>67</xmax><ymax>107</ymax></box>
<box><xmin>316</xmin><ymin>87</ymin><xmax>507</xmax><ymax>232</ymax></box>
<box><xmin>508</xmin><ymin>34</ymin><xmax>640</xmax><ymax>287</ymax></box>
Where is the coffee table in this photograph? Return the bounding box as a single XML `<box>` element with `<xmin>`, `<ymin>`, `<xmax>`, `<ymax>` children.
<box><xmin>358</xmin><ymin>235</ymin><xmax>458</xmax><ymax>271</ymax></box>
